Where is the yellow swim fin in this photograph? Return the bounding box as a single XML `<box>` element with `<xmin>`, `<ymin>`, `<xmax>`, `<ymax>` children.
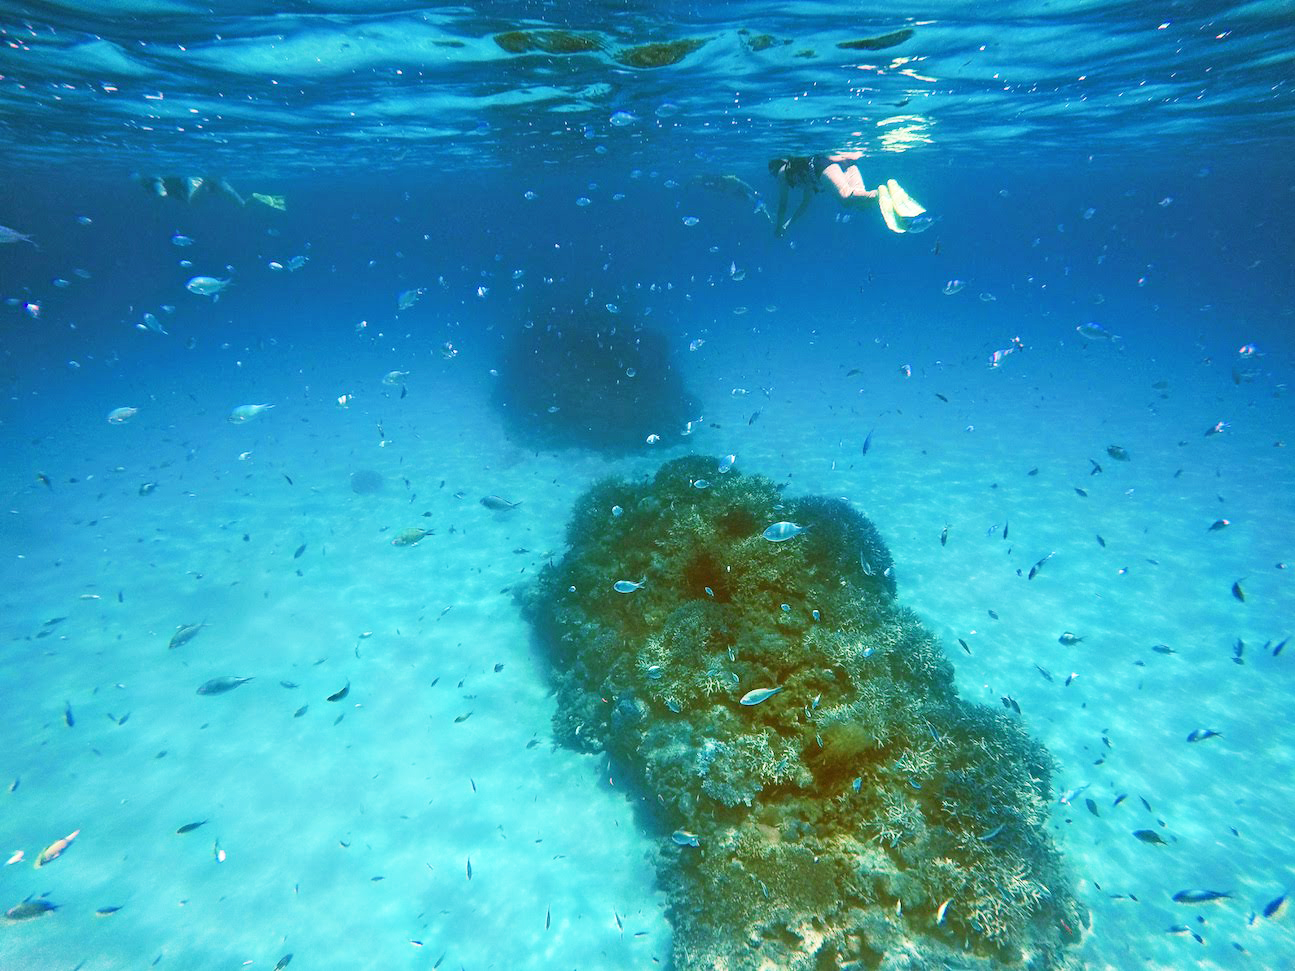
<box><xmin>877</xmin><ymin>183</ymin><xmax>905</xmax><ymax>234</ymax></box>
<box><xmin>886</xmin><ymin>179</ymin><xmax>926</xmax><ymax>219</ymax></box>
<box><xmin>252</xmin><ymin>192</ymin><xmax>287</xmax><ymax>211</ymax></box>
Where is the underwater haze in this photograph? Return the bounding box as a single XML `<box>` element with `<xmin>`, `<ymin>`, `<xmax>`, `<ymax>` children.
<box><xmin>2</xmin><ymin>2</ymin><xmax>1293</xmax><ymax>969</ymax></box>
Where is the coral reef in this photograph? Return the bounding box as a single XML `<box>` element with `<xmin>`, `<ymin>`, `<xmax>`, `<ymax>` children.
<box><xmin>490</xmin><ymin>297</ymin><xmax>697</xmax><ymax>453</ymax></box>
<box><xmin>520</xmin><ymin>457</ymin><xmax>1088</xmax><ymax>969</ymax></box>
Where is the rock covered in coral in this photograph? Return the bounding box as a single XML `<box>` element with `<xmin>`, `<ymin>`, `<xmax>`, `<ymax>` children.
<box><xmin>521</xmin><ymin>456</ymin><xmax>1088</xmax><ymax>969</ymax></box>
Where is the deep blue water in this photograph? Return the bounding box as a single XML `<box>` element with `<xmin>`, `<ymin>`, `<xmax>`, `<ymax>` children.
<box><xmin>2</xmin><ymin>4</ymin><xmax>1293</xmax><ymax>970</ymax></box>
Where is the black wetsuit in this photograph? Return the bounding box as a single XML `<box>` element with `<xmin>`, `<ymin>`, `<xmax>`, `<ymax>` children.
<box><xmin>773</xmin><ymin>155</ymin><xmax>831</xmax><ymax>191</ymax></box>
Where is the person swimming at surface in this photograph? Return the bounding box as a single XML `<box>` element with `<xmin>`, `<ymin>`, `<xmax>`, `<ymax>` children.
<box><xmin>768</xmin><ymin>152</ymin><xmax>926</xmax><ymax>237</ymax></box>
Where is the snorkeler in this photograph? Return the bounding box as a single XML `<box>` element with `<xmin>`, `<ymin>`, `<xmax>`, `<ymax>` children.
<box><xmin>768</xmin><ymin>152</ymin><xmax>925</xmax><ymax>237</ymax></box>
<box><xmin>135</xmin><ymin>174</ymin><xmax>285</xmax><ymax>210</ymax></box>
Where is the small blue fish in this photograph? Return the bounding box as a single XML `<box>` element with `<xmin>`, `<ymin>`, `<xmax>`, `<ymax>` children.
<box><xmin>739</xmin><ymin>686</ymin><xmax>782</xmax><ymax>706</ymax></box>
<box><xmin>612</xmin><ymin>577</ymin><xmax>646</xmax><ymax>594</ymax></box>
<box><xmin>1172</xmin><ymin>889</ymin><xmax>1231</xmax><ymax>905</ymax></box>
<box><xmin>1186</xmin><ymin>728</ymin><xmax>1222</xmax><ymax>742</ymax></box>
<box><xmin>762</xmin><ymin>522</ymin><xmax>804</xmax><ymax>542</ymax></box>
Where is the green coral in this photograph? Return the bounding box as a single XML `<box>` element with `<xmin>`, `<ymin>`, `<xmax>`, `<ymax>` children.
<box><xmin>615</xmin><ymin>37</ymin><xmax>707</xmax><ymax>68</ymax></box>
<box><xmin>493</xmin><ymin>29</ymin><xmax>602</xmax><ymax>54</ymax></box>
<box><xmin>520</xmin><ymin>457</ymin><xmax>1087</xmax><ymax>969</ymax></box>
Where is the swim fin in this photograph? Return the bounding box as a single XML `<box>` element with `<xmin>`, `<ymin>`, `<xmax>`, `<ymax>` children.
<box><xmin>877</xmin><ymin>183</ymin><xmax>905</xmax><ymax>233</ymax></box>
<box><xmin>877</xmin><ymin>179</ymin><xmax>926</xmax><ymax>233</ymax></box>
<box><xmin>886</xmin><ymin>179</ymin><xmax>926</xmax><ymax>219</ymax></box>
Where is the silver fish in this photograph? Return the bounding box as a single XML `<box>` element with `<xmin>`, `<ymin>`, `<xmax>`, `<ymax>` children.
<box><xmin>762</xmin><ymin>522</ymin><xmax>804</xmax><ymax>542</ymax></box>
<box><xmin>480</xmin><ymin>495</ymin><xmax>521</xmax><ymax>511</ymax></box>
<box><xmin>228</xmin><ymin>403</ymin><xmax>274</xmax><ymax>423</ymax></box>
<box><xmin>613</xmin><ymin>577</ymin><xmax>646</xmax><ymax>593</ymax></box>
<box><xmin>671</xmin><ymin>830</ymin><xmax>700</xmax><ymax>847</ymax></box>
<box><xmin>739</xmin><ymin>686</ymin><xmax>782</xmax><ymax>706</ymax></box>
<box><xmin>196</xmin><ymin>676</ymin><xmax>254</xmax><ymax>696</ymax></box>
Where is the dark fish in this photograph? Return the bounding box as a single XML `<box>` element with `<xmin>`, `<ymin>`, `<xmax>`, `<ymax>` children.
<box><xmin>283</xmin><ymin>473</ymin><xmax>294</xmax><ymax>485</ymax></box>
<box><xmin>1262</xmin><ymin>893</ymin><xmax>1287</xmax><ymax>919</ymax></box>
<box><xmin>1208</xmin><ymin>519</ymin><xmax>1230</xmax><ymax>531</ymax></box>
<box><xmin>480</xmin><ymin>495</ymin><xmax>521</xmax><ymax>511</ymax></box>
<box><xmin>1113</xmin><ymin>793</ymin><xmax>1127</xmax><ymax>806</ymax></box>
<box><xmin>273</xmin><ymin>956</ymin><xmax>293</xmax><ymax>971</ymax></box>
<box><xmin>63</xmin><ymin>701</ymin><xmax>74</xmax><ymax>727</ymax></box>
<box><xmin>1232</xmin><ymin>638</ymin><xmax>1244</xmax><ymax>664</ymax></box>
<box><xmin>293</xmin><ymin>705</ymin><xmax>308</xmax><ymax>718</ymax></box>
<box><xmin>1058</xmin><ymin>632</ymin><xmax>1083</xmax><ymax>645</ymax></box>
<box><xmin>94</xmin><ymin>905</ymin><xmax>122</xmax><ymax>917</ymax></box>
<box><xmin>1000</xmin><ymin>695</ymin><xmax>1020</xmax><ymax>714</ymax></box>
<box><xmin>1027</xmin><ymin>467</ymin><xmax>1039</xmax><ymax>476</ymax></box>
<box><xmin>1172</xmin><ymin>889</ymin><xmax>1231</xmax><ymax>904</ymax></box>
<box><xmin>1274</xmin><ymin>637</ymin><xmax>1288</xmax><ymax>657</ymax></box>
<box><xmin>176</xmin><ymin>820</ymin><xmax>208</xmax><ymax>834</ymax></box>
<box><xmin>493</xmin><ymin>663</ymin><xmax>504</xmax><ymax>672</ymax></box>
<box><xmin>939</xmin><ymin>525</ymin><xmax>948</xmax><ymax>546</ymax></box>
<box><xmin>861</xmin><ymin>428</ymin><xmax>874</xmax><ymax>456</ymax></box>
<box><xmin>280</xmin><ymin>681</ymin><xmax>299</xmax><ymax>689</ymax></box>
<box><xmin>36</xmin><ymin>472</ymin><xmax>53</xmax><ymax>490</ymax></box>
<box><xmin>1186</xmin><ymin>729</ymin><xmax>1222</xmax><ymax>742</ymax></box>
<box><xmin>196</xmin><ymin>676</ymin><xmax>254</xmax><ymax>695</ymax></box>
<box><xmin>1106</xmin><ymin>445</ymin><xmax>1130</xmax><ymax>461</ymax></box>
<box><xmin>1028</xmin><ymin>551</ymin><xmax>1056</xmax><ymax>580</ymax></box>
<box><xmin>1096</xmin><ymin>534</ymin><xmax>1106</xmax><ymax>547</ymax></box>
<box><xmin>1002</xmin><ymin>520</ymin><xmax>1009</xmax><ymax>540</ymax></box>
<box><xmin>4</xmin><ymin>898</ymin><xmax>58</xmax><ymax>921</ymax></box>
<box><xmin>1035</xmin><ymin>664</ymin><xmax>1053</xmax><ymax>682</ymax></box>
<box><xmin>1152</xmin><ymin>644</ymin><xmax>1175</xmax><ymax>654</ymax></box>
<box><xmin>293</xmin><ymin>544</ymin><xmax>306</xmax><ymax>559</ymax></box>
<box><xmin>988</xmin><ymin>609</ymin><xmax>999</xmax><ymax>620</ymax></box>
<box><xmin>935</xmin><ymin>393</ymin><xmax>948</xmax><ymax>403</ymax></box>
<box><xmin>1085</xmin><ymin>798</ymin><xmax>1099</xmax><ymax>817</ymax></box>
<box><xmin>1075</xmin><ymin>487</ymin><xmax>1088</xmax><ymax>497</ymax></box>
<box><xmin>1133</xmin><ymin>829</ymin><xmax>1168</xmax><ymax>845</ymax></box>
<box><xmin>466</xmin><ymin>857</ymin><xmax>472</xmax><ymax>880</ymax></box>
<box><xmin>1088</xmin><ymin>460</ymin><xmax>1102</xmax><ymax>475</ymax></box>
<box><xmin>748</xmin><ymin>410</ymin><xmax>761</xmax><ymax>426</ymax></box>
<box><xmin>325</xmin><ymin>680</ymin><xmax>350</xmax><ymax>702</ymax></box>
<box><xmin>957</xmin><ymin>638</ymin><xmax>971</xmax><ymax>655</ymax></box>
<box><xmin>454</xmin><ymin>712</ymin><xmax>472</xmax><ymax>723</ymax></box>
<box><xmin>1231</xmin><ymin>580</ymin><xmax>1246</xmax><ymax>602</ymax></box>
<box><xmin>546</xmin><ymin>905</ymin><xmax>551</xmax><ymax>929</ymax></box>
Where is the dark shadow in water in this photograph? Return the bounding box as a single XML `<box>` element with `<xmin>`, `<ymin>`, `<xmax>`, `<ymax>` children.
<box><xmin>491</xmin><ymin>298</ymin><xmax>697</xmax><ymax>454</ymax></box>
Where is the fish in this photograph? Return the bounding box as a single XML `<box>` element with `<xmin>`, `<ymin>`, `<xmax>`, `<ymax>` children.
<box><xmin>168</xmin><ymin>622</ymin><xmax>207</xmax><ymax>650</ymax></box>
<box><xmin>94</xmin><ymin>905</ymin><xmax>122</xmax><ymax>917</ymax></box>
<box><xmin>978</xmin><ymin>824</ymin><xmax>1005</xmax><ymax>841</ymax></box>
<box><xmin>107</xmin><ymin>406</ymin><xmax>139</xmax><ymax>424</ymax></box>
<box><xmin>480</xmin><ymin>495</ymin><xmax>521</xmax><ymax>510</ymax></box>
<box><xmin>466</xmin><ymin>857</ymin><xmax>472</xmax><ymax>880</ymax></box>
<box><xmin>1058</xmin><ymin>632</ymin><xmax>1083</xmax><ymax>645</ymax></box>
<box><xmin>0</xmin><ymin>224</ymin><xmax>37</xmax><ymax>246</ymax></box>
<box><xmin>34</xmin><ymin>829</ymin><xmax>80</xmax><ymax>867</ymax></box>
<box><xmin>196</xmin><ymin>676</ymin><xmax>254</xmax><ymax>695</ymax></box>
<box><xmin>861</xmin><ymin>428</ymin><xmax>874</xmax><ymax>456</ymax></box>
<box><xmin>382</xmin><ymin>370</ymin><xmax>410</xmax><ymax>386</ymax></box>
<box><xmin>171</xmin><ymin>233</ymin><xmax>194</xmax><ymax>247</ymax></box>
<box><xmin>672</xmin><ymin>830</ymin><xmax>701</xmax><ymax>847</ymax></box>
<box><xmin>718</xmin><ymin>454</ymin><xmax>736</xmax><ymax>473</ymax></box>
<box><xmin>326</xmin><ymin>680</ymin><xmax>350</xmax><ymax>702</ymax></box>
<box><xmin>251</xmin><ymin>192</ymin><xmax>286</xmax><ymax>210</ymax></box>
<box><xmin>397</xmin><ymin>288</ymin><xmax>426</xmax><ymax>310</ymax></box>
<box><xmin>1106</xmin><ymin>444</ymin><xmax>1131</xmax><ymax>461</ymax></box>
<box><xmin>227</xmin><ymin>403</ymin><xmax>274</xmax><ymax>423</ymax></box>
<box><xmin>762</xmin><ymin>521</ymin><xmax>805</xmax><ymax>542</ymax></box>
<box><xmin>1133</xmin><ymin>829</ymin><xmax>1169</xmax><ymax>845</ymax></box>
<box><xmin>293</xmin><ymin>705</ymin><xmax>308</xmax><ymax>718</ymax></box>
<box><xmin>63</xmin><ymin>701</ymin><xmax>74</xmax><ymax>727</ymax></box>
<box><xmin>1172</xmin><ymin>889</ymin><xmax>1231</xmax><ymax>904</ymax></box>
<box><xmin>3</xmin><ymin>898</ymin><xmax>58</xmax><ymax>921</ymax></box>
<box><xmin>1262</xmin><ymin>893</ymin><xmax>1288</xmax><ymax>919</ymax></box>
<box><xmin>391</xmin><ymin>527</ymin><xmax>431</xmax><ymax>547</ymax></box>
<box><xmin>939</xmin><ymin>525</ymin><xmax>948</xmax><ymax>546</ymax></box>
<box><xmin>293</xmin><ymin>544</ymin><xmax>306</xmax><ymax>559</ymax></box>
<box><xmin>1076</xmin><ymin>321</ymin><xmax>1120</xmax><ymax>341</ymax></box>
<box><xmin>1152</xmin><ymin>644</ymin><xmax>1176</xmax><ymax>654</ymax></box>
<box><xmin>957</xmin><ymin>638</ymin><xmax>971</xmax><ymax>655</ymax></box>
<box><xmin>176</xmin><ymin>820</ymin><xmax>208</xmax><ymax>834</ymax></box>
<box><xmin>185</xmin><ymin>275</ymin><xmax>231</xmax><ymax>299</ymax></box>
<box><xmin>138</xmin><ymin>481</ymin><xmax>158</xmax><ymax>496</ymax></box>
<box><xmin>273</xmin><ymin>955</ymin><xmax>293</xmax><ymax>971</ymax></box>
<box><xmin>1231</xmin><ymin>580</ymin><xmax>1246</xmax><ymax>602</ymax></box>
<box><xmin>1027</xmin><ymin>551</ymin><xmax>1056</xmax><ymax>580</ymax></box>
<box><xmin>1274</xmin><ymin>637</ymin><xmax>1289</xmax><ymax>657</ymax></box>
<box><xmin>612</xmin><ymin>577</ymin><xmax>646</xmax><ymax>593</ymax></box>
<box><xmin>1205</xmin><ymin>420</ymin><xmax>1227</xmax><ymax>437</ymax></box>
<box><xmin>1186</xmin><ymin>728</ymin><xmax>1222</xmax><ymax>742</ymax></box>
<box><xmin>739</xmin><ymin>686</ymin><xmax>782</xmax><ymax>706</ymax></box>
<box><xmin>1207</xmin><ymin>518</ymin><xmax>1230</xmax><ymax>531</ymax></box>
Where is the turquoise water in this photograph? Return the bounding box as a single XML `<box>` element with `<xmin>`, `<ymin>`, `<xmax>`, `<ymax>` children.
<box><xmin>1</xmin><ymin>3</ymin><xmax>1292</xmax><ymax>969</ymax></box>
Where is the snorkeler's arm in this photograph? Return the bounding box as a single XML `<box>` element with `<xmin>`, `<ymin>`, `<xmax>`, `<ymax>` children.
<box><xmin>784</xmin><ymin>188</ymin><xmax>814</xmax><ymax>231</ymax></box>
<box><xmin>773</xmin><ymin>182</ymin><xmax>791</xmax><ymax>236</ymax></box>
